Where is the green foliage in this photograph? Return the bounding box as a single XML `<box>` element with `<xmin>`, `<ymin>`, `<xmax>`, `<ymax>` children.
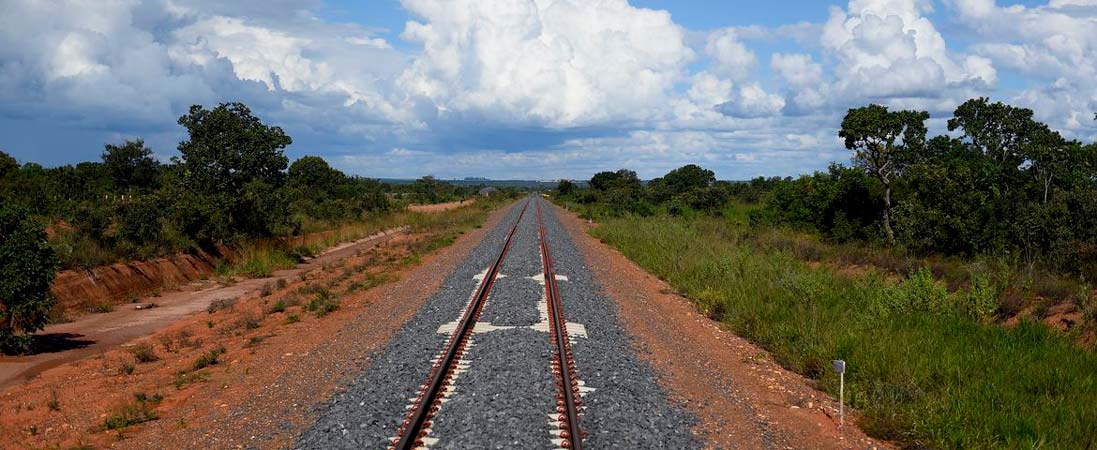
<box><xmin>0</xmin><ymin>204</ymin><xmax>59</xmax><ymax>353</ymax></box>
<box><xmin>102</xmin><ymin>139</ymin><xmax>159</xmax><ymax>191</ymax></box>
<box><xmin>0</xmin><ymin>150</ymin><xmax>16</xmax><ymax>178</ymax></box>
<box><xmin>556</xmin><ymin>179</ymin><xmax>576</xmax><ymax>196</ymax></box>
<box><xmin>102</xmin><ymin>393</ymin><xmax>161</xmax><ymax>430</ymax></box>
<box><xmin>839</xmin><ymin>104</ymin><xmax>930</xmax><ymax>243</ymax></box>
<box><xmin>594</xmin><ymin>214</ymin><xmax>1097</xmax><ymax>450</ymax></box>
<box><xmin>193</xmin><ymin>345</ymin><xmax>225</xmax><ymax>370</ymax></box>
<box><xmin>176</xmin><ymin>102</ymin><xmax>291</xmax><ymax>240</ymax></box>
<box><xmin>753</xmin><ymin>164</ymin><xmax>881</xmax><ymax>242</ymax></box>
<box><xmin>648</xmin><ymin>164</ymin><xmax>715</xmax><ymax>203</ymax></box>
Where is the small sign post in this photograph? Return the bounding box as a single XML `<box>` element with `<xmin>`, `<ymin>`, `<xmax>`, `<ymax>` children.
<box><xmin>832</xmin><ymin>359</ymin><xmax>846</xmax><ymax>428</ymax></box>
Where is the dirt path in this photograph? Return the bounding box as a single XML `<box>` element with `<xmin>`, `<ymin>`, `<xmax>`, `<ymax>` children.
<box><xmin>552</xmin><ymin>203</ymin><xmax>893</xmax><ymax>450</ymax></box>
<box><xmin>406</xmin><ymin>199</ymin><xmax>474</xmax><ymax>212</ymax></box>
<box><xmin>0</xmin><ymin>228</ymin><xmax>405</xmax><ymax>390</ymax></box>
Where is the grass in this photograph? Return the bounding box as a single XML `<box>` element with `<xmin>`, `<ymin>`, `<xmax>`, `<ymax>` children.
<box><xmin>173</xmin><ymin>370</ymin><xmax>209</xmax><ymax>389</ymax></box>
<box><xmin>193</xmin><ymin>345</ymin><xmax>225</xmax><ymax>370</ymax></box>
<box><xmin>101</xmin><ymin>393</ymin><xmax>161</xmax><ymax>430</ymax></box>
<box><xmin>215</xmin><ymin>242</ymin><xmax>298</xmax><ymax>278</ymax></box>
<box><xmin>128</xmin><ymin>343</ymin><xmax>158</xmax><ymax>363</ymax></box>
<box><xmin>305</xmin><ymin>289</ymin><xmax>339</xmax><ymax>317</ymax></box>
<box><xmin>592</xmin><ymin>214</ymin><xmax>1097</xmax><ymax>450</ymax></box>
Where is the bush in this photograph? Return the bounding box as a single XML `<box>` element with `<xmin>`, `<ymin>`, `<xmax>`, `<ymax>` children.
<box><xmin>0</xmin><ymin>204</ymin><xmax>59</xmax><ymax>353</ymax></box>
<box><xmin>102</xmin><ymin>393</ymin><xmax>161</xmax><ymax>430</ymax></box>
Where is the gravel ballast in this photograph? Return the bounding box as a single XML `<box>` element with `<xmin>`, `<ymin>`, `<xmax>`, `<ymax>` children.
<box><xmin>296</xmin><ymin>198</ymin><xmax>697</xmax><ymax>449</ymax></box>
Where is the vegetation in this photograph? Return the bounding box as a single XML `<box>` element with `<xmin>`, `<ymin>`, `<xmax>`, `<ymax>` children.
<box><xmin>0</xmin><ymin>99</ymin><xmax>527</xmax><ymax>352</ymax></box>
<box><xmin>101</xmin><ymin>393</ymin><xmax>161</xmax><ymax>430</ymax></box>
<box><xmin>592</xmin><ymin>214</ymin><xmax>1096</xmax><ymax>449</ymax></box>
<box><xmin>0</xmin><ymin>203</ymin><xmax>59</xmax><ymax>353</ymax></box>
<box><xmin>553</xmin><ymin>97</ymin><xmax>1097</xmax><ymax>449</ymax></box>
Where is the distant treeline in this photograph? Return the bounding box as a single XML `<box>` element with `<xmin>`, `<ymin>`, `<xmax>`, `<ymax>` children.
<box><xmin>556</xmin><ymin>98</ymin><xmax>1097</xmax><ymax>279</ymax></box>
<box><xmin>0</xmin><ymin>102</ymin><xmax>484</xmax><ymax>270</ymax></box>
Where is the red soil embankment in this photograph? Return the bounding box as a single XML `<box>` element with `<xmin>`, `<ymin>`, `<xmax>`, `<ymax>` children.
<box><xmin>49</xmin><ymin>247</ymin><xmax>231</xmax><ymax>315</ymax></box>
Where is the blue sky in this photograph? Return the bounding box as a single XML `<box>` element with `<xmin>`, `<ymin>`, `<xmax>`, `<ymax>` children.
<box><xmin>1</xmin><ymin>0</ymin><xmax>1095</xmax><ymax>180</ymax></box>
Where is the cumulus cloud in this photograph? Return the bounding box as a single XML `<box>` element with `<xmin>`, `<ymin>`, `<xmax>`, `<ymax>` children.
<box><xmin>705</xmin><ymin>28</ymin><xmax>757</xmax><ymax>81</ymax></box>
<box><xmin>821</xmin><ymin>0</ymin><xmax>996</xmax><ymax>105</ymax></box>
<box><xmin>1</xmin><ymin>0</ymin><xmax>1094</xmax><ymax>179</ymax></box>
<box><xmin>717</xmin><ymin>84</ymin><xmax>786</xmax><ymax>118</ymax></box>
<box><xmin>397</xmin><ymin>0</ymin><xmax>693</xmax><ymax>127</ymax></box>
<box><xmin>771</xmin><ymin>53</ymin><xmax>823</xmax><ymax>87</ymax></box>
<box><xmin>945</xmin><ymin>0</ymin><xmax>1097</xmax><ymax>138</ymax></box>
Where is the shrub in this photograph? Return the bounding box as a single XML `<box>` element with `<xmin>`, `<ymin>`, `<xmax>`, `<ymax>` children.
<box><xmin>193</xmin><ymin>345</ymin><xmax>225</xmax><ymax>370</ymax></box>
<box><xmin>0</xmin><ymin>204</ymin><xmax>60</xmax><ymax>353</ymax></box>
<box><xmin>129</xmin><ymin>343</ymin><xmax>159</xmax><ymax>363</ymax></box>
<box><xmin>102</xmin><ymin>393</ymin><xmax>161</xmax><ymax>430</ymax></box>
<box><xmin>305</xmin><ymin>289</ymin><xmax>338</xmax><ymax>317</ymax></box>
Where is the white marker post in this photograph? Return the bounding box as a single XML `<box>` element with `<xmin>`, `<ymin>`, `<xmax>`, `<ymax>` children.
<box><xmin>832</xmin><ymin>359</ymin><xmax>846</xmax><ymax>428</ymax></box>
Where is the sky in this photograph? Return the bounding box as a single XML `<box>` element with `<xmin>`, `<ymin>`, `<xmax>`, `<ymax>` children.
<box><xmin>1</xmin><ymin>0</ymin><xmax>1095</xmax><ymax>180</ymax></box>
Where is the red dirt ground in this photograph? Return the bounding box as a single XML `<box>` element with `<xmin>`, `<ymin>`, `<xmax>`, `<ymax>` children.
<box><xmin>0</xmin><ymin>205</ymin><xmax>512</xmax><ymax>450</ymax></box>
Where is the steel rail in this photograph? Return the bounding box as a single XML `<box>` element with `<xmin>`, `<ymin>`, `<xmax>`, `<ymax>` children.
<box><xmin>392</xmin><ymin>199</ymin><xmax>530</xmax><ymax>450</ymax></box>
<box><xmin>536</xmin><ymin>200</ymin><xmax>584</xmax><ymax>450</ymax></box>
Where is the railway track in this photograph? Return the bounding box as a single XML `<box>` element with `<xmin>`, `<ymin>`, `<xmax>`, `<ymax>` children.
<box><xmin>391</xmin><ymin>197</ymin><xmax>585</xmax><ymax>449</ymax></box>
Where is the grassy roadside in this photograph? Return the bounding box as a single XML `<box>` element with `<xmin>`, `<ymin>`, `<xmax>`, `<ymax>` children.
<box><xmin>214</xmin><ymin>197</ymin><xmax>509</xmax><ymax>279</ymax></box>
<box><xmin>590</xmin><ymin>212</ymin><xmax>1097</xmax><ymax>449</ymax></box>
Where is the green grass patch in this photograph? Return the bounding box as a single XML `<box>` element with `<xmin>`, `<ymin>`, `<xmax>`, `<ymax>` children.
<box><xmin>305</xmin><ymin>289</ymin><xmax>339</xmax><ymax>317</ymax></box>
<box><xmin>216</xmin><ymin>242</ymin><xmax>298</xmax><ymax>278</ymax></box>
<box><xmin>592</xmin><ymin>214</ymin><xmax>1097</xmax><ymax>450</ymax></box>
<box><xmin>193</xmin><ymin>345</ymin><xmax>225</xmax><ymax>370</ymax></box>
<box><xmin>101</xmin><ymin>393</ymin><xmax>161</xmax><ymax>430</ymax></box>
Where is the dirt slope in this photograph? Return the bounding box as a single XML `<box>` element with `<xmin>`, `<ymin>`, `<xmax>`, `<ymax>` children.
<box><xmin>0</xmin><ymin>205</ymin><xmax>512</xmax><ymax>450</ymax></box>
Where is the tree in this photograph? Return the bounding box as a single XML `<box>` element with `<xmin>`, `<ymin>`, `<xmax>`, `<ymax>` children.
<box><xmin>1024</xmin><ymin>127</ymin><xmax>1072</xmax><ymax>205</ymax></box>
<box><xmin>0</xmin><ymin>204</ymin><xmax>59</xmax><ymax>353</ymax></box>
<box><xmin>0</xmin><ymin>150</ymin><xmax>16</xmax><ymax>178</ymax></box>
<box><xmin>589</xmin><ymin>171</ymin><xmax>619</xmax><ymax>191</ymax></box>
<box><xmin>839</xmin><ymin>104</ymin><xmax>928</xmax><ymax>244</ymax></box>
<box><xmin>556</xmin><ymin>179</ymin><xmax>576</xmax><ymax>196</ymax></box>
<box><xmin>176</xmin><ymin>103</ymin><xmax>292</xmax><ymax>239</ymax></box>
<box><xmin>589</xmin><ymin>169</ymin><xmax>640</xmax><ymax>191</ymax></box>
<box><xmin>948</xmin><ymin>97</ymin><xmax>1039</xmax><ymax>167</ymax></box>
<box><xmin>288</xmin><ymin>156</ymin><xmax>342</xmax><ymax>195</ymax></box>
<box><xmin>650</xmin><ymin>164</ymin><xmax>715</xmax><ymax>202</ymax></box>
<box><xmin>414</xmin><ymin>176</ymin><xmax>442</xmax><ymax>203</ymax></box>
<box><xmin>102</xmin><ymin>139</ymin><xmax>159</xmax><ymax>190</ymax></box>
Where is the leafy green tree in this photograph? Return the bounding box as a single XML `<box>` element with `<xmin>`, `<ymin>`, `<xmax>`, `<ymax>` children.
<box><xmin>590</xmin><ymin>169</ymin><xmax>640</xmax><ymax>191</ymax></box>
<box><xmin>288</xmin><ymin>156</ymin><xmax>342</xmax><ymax>194</ymax></box>
<box><xmin>0</xmin><ymin>204</ymin><xmax>59</xmax><ymax>354</ymax></box>
<box><xmin>176</xmin><ymin>103</ymin><xmax>292</xmax><ymax>239</ymax></box>
<box><xmin>0</xmin><ymin>150</ymin><xmax>16</xmax><ymax>178</ymax></box>
<box><xmin>650</xmin><ymin>164</ymin><xmax>716</xmax><ymax>203</ymax></box>
<box><xmin>948</xmin><ymin>97</ymin><xmax>1039</xmax><ymax>167</ymax></box>
<box><xmin>414</xmin><ymin>176</ymin><xmax>443</xmax><ymax>203</ymax></box>
<box><xmin>102</xmin><ymin>139</ymin><xmax>160</xmax><ymax>191</ymax></box>
<box><xmin>839</xmin><ymin>104</ymin><xmax>928</xmax><ymax>244</ymax></box>
<box><xmin>556</xmin><ymin>179</ymin><xmax>576</xmax><ymax>196</ymax></box>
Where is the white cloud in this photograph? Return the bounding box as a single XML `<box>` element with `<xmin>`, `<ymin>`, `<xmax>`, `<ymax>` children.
<box><xmin>1</xmin><ymin>0</ymin><xmax>1093</xmax><ymax>180</ymax></box>
<box><xmin>771</xmin><ymin>53</ymin><xmax>822</xmax><ymax>87</ymax></box>
<box><xmin>822</xmin><ymin>0</ymin><xmax>996</xmax><ymax>103</ymax></box>
<box><xmin>705</xmin><ymin>28</ymin><xmax>757</xmax><ymax>81</ymax></box>
<box><xmin>397</xmin><ymin>0</ymin><xmax>693</xmax><ymax>127</ymax></box>
<box><xmin>717</xmin><ymin>83</ymin><xmax>786</xmax><ymax>118</ymax></box>
<box><xmin>945</xmin><ymin>0</ymin><xmax>1097</xmax><ymax>138</ymax></box>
